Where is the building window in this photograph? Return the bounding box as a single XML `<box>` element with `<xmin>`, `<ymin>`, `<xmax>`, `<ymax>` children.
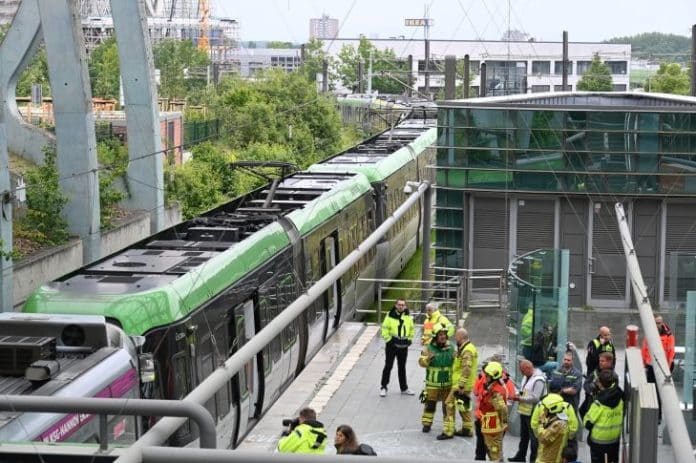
<box><xmin>606</xmin><ymin>61</ymin><xmax>628</xmax><ymax>75</ymax></box>
<box><xmin>531</xmin><ymin>61</ymin><xmax>550</xmax><ymax>75</ymax></box>
<box><xmin>531</xmin><ymin>85</ymin><xmax>551</xmax><ymax>93</ymax></box>
<box><xmin>612</xmin><ymin>84</ymin><xmax>627</xmax><ymax>91</ymax></box>
<box><xmin>576</xmin><ymin>61</ymin><xmax>592</xmax><ymax>75</ymax></box>
<box><xmin>553</xmin><ymin>61</ymin><xmax>573</xmax><ymax>75</ymax></box>
<box><xmin>554</xmin><ymin>84</ymin><xmax>572</xmax><ymax>92</ymax></box>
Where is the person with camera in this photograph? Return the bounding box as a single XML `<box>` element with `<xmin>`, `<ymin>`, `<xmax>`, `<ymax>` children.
<box><xmin>277</xmin><ymin>408</ymin><xmax>327</xmax><ymax>454</ymax></box>
<box><xmin>380</xmin><ymin>298</ymin><xmax>415</xmax><ymax>397</ymax></box>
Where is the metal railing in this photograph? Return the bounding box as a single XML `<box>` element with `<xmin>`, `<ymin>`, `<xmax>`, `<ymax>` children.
<box><xmin>432</xmin><ymin>266</ymin><xmax>505</xmax><ymax>311</ymax></box>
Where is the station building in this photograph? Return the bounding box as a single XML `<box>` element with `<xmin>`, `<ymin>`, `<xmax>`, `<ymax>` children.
<box><xmin>434</xmin><ymin>92</ymin><xmax>696</xmax><ymax>310</ymax></box>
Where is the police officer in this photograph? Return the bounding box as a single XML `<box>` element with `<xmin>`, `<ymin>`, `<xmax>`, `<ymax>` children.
<box><xmin>585</xmin><ymin>326</ymin><xmax>615</xmax><ymax>374</ymax></box>
<box><xmin>443</xmin><ymin>328</ymin><xmax>478</xmax><ymax>438</ymax></box>
<box><xmin>277</xmin><ymin>408</ymin><xmax>328</xmax><ymax>454</ymax></box>
<box><xmin>418</xmin><ymin>323</ymin><xmax>455</xmax><ymax>438</ymax></box>
<box><xmin>380</xmin><ymin>298</ymin><xmax>415</xmax><ymax>397</ymax></box>
<box><xmin>584</xmin><ymin>369</ymin><xmax>624</xmax><ymax>463</ymax></box>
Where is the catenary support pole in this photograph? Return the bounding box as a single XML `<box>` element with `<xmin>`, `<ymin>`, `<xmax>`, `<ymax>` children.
<box><xmin>421</xmin><ymin>183</ymin><xmax>432</xmax><ymax>301</ymax></box>
<box><xmin>463</xmin><ymin>54</ymin><xmax>470</xmax><ymax>99</ymax></box>
<box><xmin>444</xmin><ymin>55</ymin><xmax>456</xmax><ymax>100</ymax></box>
<box><xmin>562</xmin><ymin>31</ymin><xmax>569</xmax><ymax>91</ymax></box>
<box><xmin>114</xmin><ymin>181</ymin><xmax>431</xmax><ymax>463</ymax></box>
<box><xmin>614</xmin><ymin>203</ymin><xmax>695</xmax><ymax>463</ymax></box>
<box><xmin>480</xmin><ymin>63</ymin><xmax>487</xmax><ymax>97</ymax></box>
<box><xmin>691</xmin><ymin>25</ymin><xmax>696</xmax><ymax>97</ymax></box>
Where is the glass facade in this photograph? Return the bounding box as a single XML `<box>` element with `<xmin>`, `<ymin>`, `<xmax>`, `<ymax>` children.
<box><xmin>436</xmin><ymin>99</ymin><xmax>696</xmax><ymax>196</ymax></box>
<box><xmin>507</xmin><ymin>249</ymin><xmax>569</xmax><ymax>381</ymax></box>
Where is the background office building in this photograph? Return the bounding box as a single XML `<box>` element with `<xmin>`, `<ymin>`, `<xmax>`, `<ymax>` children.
<box><xmin>310</xmin><ymin>14</ymin><xmax>339</xmax><ymax>40</ymax></box>
<box><xmin>435</xmin><ymin>93</ymin><xmax>696</xmax><ymax>310</ymax></box>
<box><xmin>323</xmin><ymin>39</ymin><xmax>631</xmax><ymax>96</ymax></box>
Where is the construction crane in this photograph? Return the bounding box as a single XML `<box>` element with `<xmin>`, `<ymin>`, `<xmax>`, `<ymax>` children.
<box><xmin>197</xmin><ymin>0</ymin><xmax>210</xmax><ymax>53</ymax></box>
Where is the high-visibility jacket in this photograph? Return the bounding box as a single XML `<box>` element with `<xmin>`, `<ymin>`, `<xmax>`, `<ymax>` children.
<box><xmin>520</xmin><ymin>308</ymin><xmax>533</xmax><ymax>347</ymax></box>
<box><xmin>473</xmin><ymin>373</ymin><xmax>487</xmax><ymax>420</ymax></box>
<box><xmin>419</xmin><ymin>341</ymin><xmax>455</xmax><ymax>388</ymax></box>
<box><xmin>536</xmin><ymin>416</ymin><xmax>569</xmax><ymax>463</ymax></box>
<box><xmin>479</xmin><ymin>380</ymin><xmax>508</xmax><ymax>434</ymax></box>
<box><xmin>518</xmin><ymin>369</ymin><xmax>546</xmax><ymax>416</ymax></box>
<box><xmin>381</xmin><ymin>307</ymin><xmax>414</xmax><ymax>347</ymax></box>
<box><xmin>532</xmin><ymin>393</ymin><xmax>578</xmax><ymax>439</ymax></box>
<box><xmin>452</xmin><ymin>341</ymin><xmax>478</xmax><ymax>392</ymax></box>
<box><xmin>641</xmin><ymin>322</ymin><xmax>675</xmax><ymax>368</ymax></box>
<box><xmin>584</xmin><ymin>385</ymin><xmax>624</xmax><ymax>445</ymax></box>
<box><xmin>586</xmin><ymin>337</ymin><xmax>615</xmax><ymax>374</ymax></box>
<box><xmin>421</xmin><ymin>309</ymin><xmax>454</xmax><ymax>345</ymax></box>
<box><xmin>277</xmin><ymin>421</ymin><xmax>328</xmax><ymax>454</ymax></box>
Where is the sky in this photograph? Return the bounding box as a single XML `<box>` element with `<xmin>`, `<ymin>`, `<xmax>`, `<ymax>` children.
<box><xmin>213</xmin><ymin>0</ymin><xmax>696</xmax><ymax>43</ymax></box>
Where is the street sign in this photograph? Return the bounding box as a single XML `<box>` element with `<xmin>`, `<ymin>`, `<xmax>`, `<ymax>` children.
<box><xmin>404</xmin><ymin>18</ymin><xmax>434</xmax><ymax>27</ymax></box>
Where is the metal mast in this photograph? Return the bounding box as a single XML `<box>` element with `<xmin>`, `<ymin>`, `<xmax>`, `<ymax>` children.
<box><xmin>614</xmin><ymin>203</ymin><xmax>695</xmax><ymax>463</ymax></box>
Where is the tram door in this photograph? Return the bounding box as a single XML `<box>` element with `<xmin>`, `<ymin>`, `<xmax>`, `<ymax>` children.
<box><xmin>235</xmin><ymin>299</ymin><xmax>260</xmax><ymax>435</ymax></box>
<box><xmin>320</xmin><ymin>233</ymin><xmax>341</xmax><ymax>339</ymax></box>
<box><xmin>587</xmin><ymin>201</ymin><xmax>629</xmax><ymax>307</ymax></box>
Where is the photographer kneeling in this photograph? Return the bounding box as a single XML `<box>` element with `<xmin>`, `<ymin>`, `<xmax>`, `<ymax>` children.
<box><xmin>277</xmin><ymin>407</ymin><xmax>327</xmax><ymax>454</ymax></box>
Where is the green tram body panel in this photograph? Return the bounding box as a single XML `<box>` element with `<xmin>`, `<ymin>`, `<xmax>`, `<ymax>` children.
<box><xmin>23</xmin><ymin>223</ymin><xmax>291</xmax><ymax>336</ymax></box>
<box><xmin>286</xmin><ymin>174</ymin><xmax>373</xmax><ymax>236</ymax></box>
<box><xmin>308</xmin><ymin>127</ymin><xmax>436</xmax><ymax>182</ymax></box>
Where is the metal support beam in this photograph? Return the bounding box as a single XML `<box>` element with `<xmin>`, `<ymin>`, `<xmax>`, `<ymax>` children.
<box><xmin>0</xmin><ymin>103</ymin><xmax>11</xmax><ymax>311</ymax></box>
<box><xmin>357</xmin><ymin>60</ymin><xmax>364</xmax><ymax>93</ymax></box>
<box><xmin>110</xmin><ymin>0</ymin><xmax>165</xmax><ymax>234</ymax></box>
<box><xmin>615</xmin><ymin>203</ymin><xmax>696</xmax><ymax>463</ymax></box>
<box><xmin>407</xmin><ymin>54</ymin><xmax>414</xmax><ymax>97</ymax></box>
<box><xmin>421</xmin><ymin>182</ymin><xmax>432</xmax><ymax>300</ymax></box>
<box><xmin>0</xmin><ymin>395</ymin><xmax>217</xmax><ymax>450</ymax></box>
<box><xmin>692</xmin><ymin>25</ymin><xmax>696</xmax><ymax>97</ymax></box>
<box><xmin>38</xmin><ymin>0</ymin><xmax>101</xmax><ymax>264</ymax></box>
<box><xmin>114</xmin><ymin>181</ymin><xmax>432</xmax><ymax>463</ymax></box>
<box><xmin>480</xmin><ymin>63</ymin><xmax>487</xmax><ymax>97</ymax></box>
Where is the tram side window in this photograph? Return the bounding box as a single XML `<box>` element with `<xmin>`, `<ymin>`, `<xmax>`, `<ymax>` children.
<box><xmin>214</xmin><ymin>321</ymin><xmax>231</xmax><ymax>418</ymax></box>
<box><xmin>172</xmin><ymin>352</ymin><xmax>191</xmax><ymax>433</ymax></box>
<box><xmin>198</xmin><ymin>333</ymin><xmax>217</xmax><ymax>419</ymax></box>
<box><xmin>278</xmin><ymin>275</ymin><xmax>297</xmax><ymax>350</ymax></box>
<box><xmin>234</xmin><ymin>315</ymin><xmax>249</xmax><ymax>397</ymax></box>
<box><xmin>258</xmin><ymin>297</ymin><xmax>274</xmax><ymax>374</ymax></box>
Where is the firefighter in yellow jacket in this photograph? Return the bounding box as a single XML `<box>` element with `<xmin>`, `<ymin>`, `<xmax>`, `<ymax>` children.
<box><xmin>535</xmin><ymin>394</ymin><xmax>570</xmax><ymax>463</ymax></box>
<box><xmin>421</xmin><ymin>302</ymin><xmax>454</xmax><ymax>346</ymax></box>
<box><xmin>442</xmin><ymin>327</ymin><xmax>478</xmax><ymax>438</ymax></box>
<box><xmin>418</xmin><ymin>323</ymin><xmax>455</xmax><ymax>438</ymax></box>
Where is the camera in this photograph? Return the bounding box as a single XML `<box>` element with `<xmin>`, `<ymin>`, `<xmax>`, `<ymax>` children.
<box><xmin>281</xmin><ymin>417</ymin><xmax>300</xmax><ymax>435</ymax></box>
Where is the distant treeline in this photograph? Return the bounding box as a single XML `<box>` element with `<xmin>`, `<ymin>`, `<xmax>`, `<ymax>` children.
<box><xmin>604</xmin><ymin>32</ymin><xmax>690</xmax><ymax>62</ymax></box>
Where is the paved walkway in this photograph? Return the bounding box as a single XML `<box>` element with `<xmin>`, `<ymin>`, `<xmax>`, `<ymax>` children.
<box><xmin>240</xmin><ymin>315</ymin><xmax>677</xmax><ymax>461</ymax></box>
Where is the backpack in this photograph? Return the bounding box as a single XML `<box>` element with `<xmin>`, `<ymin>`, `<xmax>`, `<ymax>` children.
<box><xmin>357</xmin><ymin>443</ymin><xmax>377</xmax><ymax>456</ymax></box>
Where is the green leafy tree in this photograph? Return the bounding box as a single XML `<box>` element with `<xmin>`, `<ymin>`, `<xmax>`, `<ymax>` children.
<box><xmin>153</xmin><ymin>39</ymin><xmax>210</xmax><ymax>100</ymax></box>
<box><xmin>89</xmin><ymin>37</ymin><xmax>121</xmax><ymax>100</ymax></box>
<box><xmin>212</xmin><ymin>69</ymin><xmax>342</xmax><ymax>166</ymax></box>
<box><xmin>16</xmin><ymin>145</ymin><xmax>69</xmax><ymax>245</ymax></box>
<box><xmin>16</xmin><ymin>47</ymin><xmax>50</xmax><ymax>98</ymax></box>
<box><xmin>267</xmin><ymin>41</ymin><xmax>295</xmax><ymax>49</ymax></box>
<box><xmin>335</xmin><ymin>37</ymin><xmax>408</xmax><ymax>94</ymax></box>
<box><xmin>648</xmin><ymin>63</ymin><xmax>691</xmax><ymax>95</ymax></box>
<box><xmin>165</xmin><ymin>159</ymin><xmax>224</xmax><ymax>219</ymax></box>
<box><xmin>605</xmin><ymin>32</ymin><xmax>689</xmax><ymax>61</ymax></box>
<box><xmin>302</xmin><ymin>38</ymin><xmax>333</xmax><ymax>84</ymax></box>
<box><xmin>576</xmin><ymin>54</ymin><xmax>613</xmax><ymax>91</ymax></box>
<box><xmin>97</xmin><ymin>138</ymin><xmax>128</xmax><ymax>228</ymax></box>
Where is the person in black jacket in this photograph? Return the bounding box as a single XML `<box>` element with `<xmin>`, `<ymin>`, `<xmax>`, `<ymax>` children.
<box><xmin>334</xmin><ymin>425</ymin><xmax>376</xmax><ymax>455</ymax></box>
<box><xmin>585</xmin><ymin>326</ymin><xmax>615</xmax><ymax>375</ymax></box>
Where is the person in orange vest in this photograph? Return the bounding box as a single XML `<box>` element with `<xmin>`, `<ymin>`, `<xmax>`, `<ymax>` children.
<box><xmin>641</xmin><ymin>315</ymin><xmax>675</xmax><ymax>421</ymax></box>
<box><xmin>478</xmin><ymin>361</ymin><xmax>508</xmax><ymax>462</ymax></box>
<box><xmin>473</xmin><ymin>369</ymin><xmax>488</xmax><ymax>460</ymax></box>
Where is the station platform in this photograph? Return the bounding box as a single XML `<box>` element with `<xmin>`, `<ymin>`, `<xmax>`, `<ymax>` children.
<box><xmin>240</xmin><ymin>311</ymin><xmax>677</xmax><ymax>461</ymax></box>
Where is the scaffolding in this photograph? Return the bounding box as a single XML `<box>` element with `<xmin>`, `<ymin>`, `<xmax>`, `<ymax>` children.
<box><xmin>79</xmin><ymin>0</ymin><xmax>239</xmax><ymax>61</ymax></box>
